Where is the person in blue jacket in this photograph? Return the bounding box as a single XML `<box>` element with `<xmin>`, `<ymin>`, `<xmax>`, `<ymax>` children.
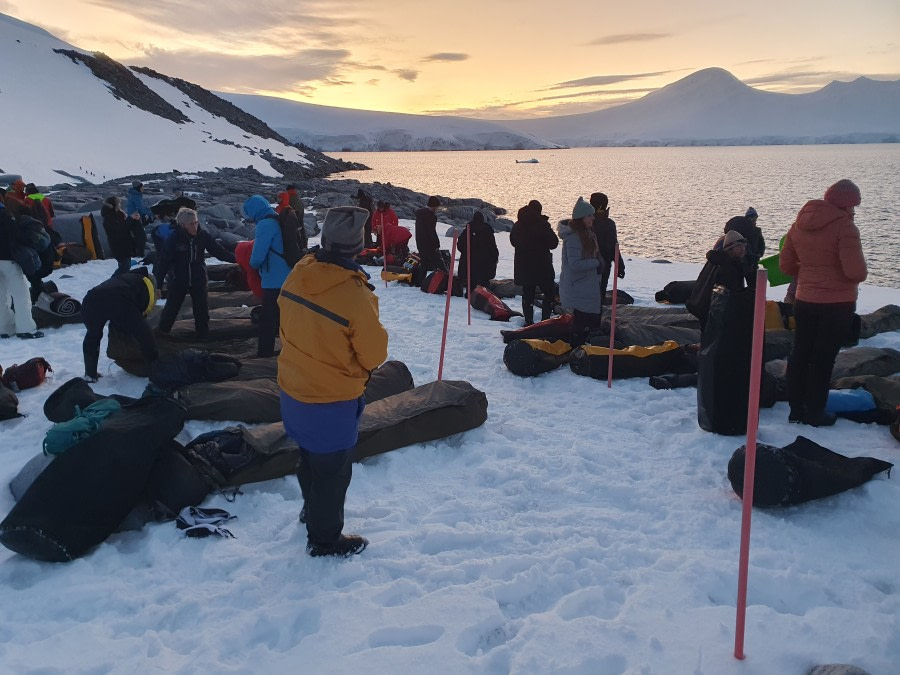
<box><xmin>243</xmin><ymin>195</ymin><xmax>292</xmax><ymax>357</ymax></box>
<box><xmin>155</xmin><ymin>207</ymin><xmax>235</xmax><ymax>338</ymax></box>
<box><xmin>125</xmin><ymin>181</ymin><xmax>154</xmax><ymax>227</ymax></box>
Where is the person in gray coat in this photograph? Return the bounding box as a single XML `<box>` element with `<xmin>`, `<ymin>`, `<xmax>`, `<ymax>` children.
<box><xmin>558</xmin><ymin>197</ymin><xmax>603</xmax><ymax>346</ymax></box>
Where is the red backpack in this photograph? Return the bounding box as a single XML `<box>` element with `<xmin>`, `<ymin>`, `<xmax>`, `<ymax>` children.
<box><xmin>1</xmin><ymin>357</ymin><xmax>53</xmax><ymax>392</ymax></box>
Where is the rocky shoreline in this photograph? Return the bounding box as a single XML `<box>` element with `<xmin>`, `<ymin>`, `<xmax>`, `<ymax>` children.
<box><xmin>37</xmin><ymin>167</ymin><xmax>513</xmax><ymax>253</ymax></box>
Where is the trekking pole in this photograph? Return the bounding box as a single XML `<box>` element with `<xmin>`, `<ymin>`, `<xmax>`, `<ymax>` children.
<box><xmin>606</xmin><ymin>244</ymin><xmax>620</xmax><ymax>388</ymax></box>
<box><xmin>437</xmin><ymin>231</ymin><xmax>459</xmax><ymax>381</ymax></box>
<box><xmin>734</xmin><ymin>268</ymin><xmax>768</xmax><ymax>660</ymax></box>
<box><xmin>467</xmin><ymin>225</ymin><xmax>472</xmax><ymax>325</ymax></box>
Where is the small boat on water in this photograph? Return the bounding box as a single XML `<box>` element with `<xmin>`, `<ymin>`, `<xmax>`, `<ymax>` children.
<box><xmin>515</xmin><ymin>158</ymin><xmax>539</xmax><ymax>164</ymax></box>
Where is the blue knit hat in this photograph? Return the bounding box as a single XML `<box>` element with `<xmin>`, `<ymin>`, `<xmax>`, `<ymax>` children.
<box><xmin>745</xmin><ymin>207</ymin><xmax>758</xmax><ymax>219</ymax></box>
<box><xmin>572</xmin><ymin>197</ymin><xmax>594</xmax><ymax>220</ymax></box>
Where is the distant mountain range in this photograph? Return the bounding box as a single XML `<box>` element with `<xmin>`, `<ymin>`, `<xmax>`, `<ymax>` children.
<box><xmin>225</xmin><ymin>67</ymin><xmax>900</xmax><ymax>151</ymax></box>
<box><xmin>0</xmin><ymin>13</ymin><xmax>349</xmax><ymax>187</ymax></box>
<box><xmin>219</xmin><ymin>94</ymin><xmax>561</xmax><ymax>152</ymax></box>
<box><xmin>502</xmin><ymin>68</ymin><xmax>900</xmax><ymax>146</ymax></box>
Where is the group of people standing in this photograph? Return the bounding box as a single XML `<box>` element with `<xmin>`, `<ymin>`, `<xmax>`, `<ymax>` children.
<box><xmin>509</xmin><ymin>192</ymin><xmax>625</xmax><ymax>345</ymax></box>
<box><xmin>690</xmin><ymin>180</ymin><xmax>868</xmax><ymax>429</ymax></box>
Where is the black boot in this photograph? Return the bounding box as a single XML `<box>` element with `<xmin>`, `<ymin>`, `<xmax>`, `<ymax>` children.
<box><xmin>83</xmin><ymin>346</ymin><xmax>101</xmax><ymax>379</ymax></box>
<box><xmin>307</xmin><ymin>534</ymin><xmax>368</xmax><ymax>558</ymax></box>
<box><xmin>802</xmin><ymin>410</ymin><xmax>837</xmax><ymax>427</ymax></box>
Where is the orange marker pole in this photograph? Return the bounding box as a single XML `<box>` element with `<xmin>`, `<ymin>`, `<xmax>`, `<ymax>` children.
<box><xmin>734</xmin><ymin>268</ymin><xmax>768</xmax><ymax>660</ymax></box>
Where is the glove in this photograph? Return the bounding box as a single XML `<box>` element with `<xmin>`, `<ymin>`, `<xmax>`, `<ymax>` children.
<box><xmin>618</xmin><ymin>267</ymin><xmax>625</xmax><ymax>279</ymax></box>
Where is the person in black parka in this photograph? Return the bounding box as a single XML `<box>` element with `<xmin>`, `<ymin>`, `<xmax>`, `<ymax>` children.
<box><xmin>81</xmin><ymin>267</ymin><xmax>158</xmax><ymax>381</ymax></box>
<box><xmin>457</xmin><ymin>211</ymin><xmax>499</xmax><ymax>291</ymax></box>
<box><xmin>589</xmin><ymin>192</ymin><xmax>625</xmax><ymax>300</ymax></box>
<box><xmin>414</xmin><ymin>196</ymin><xmax>443</xmax><ymax>283</ymax></box>
<box><xmin>688</xmin><ymin>230</ymin><xmax>750</xmax><ymax>330</ymax></box>
<box><xmin>510</xmin><ymin>200</ymin><xmax>559</xmax><ymax>325</ymax></box>
<box><xmin>155</xmin><ymin>207</ymin><xmax>235</xmax><ymax>338</ymax></box>
<box><xmin>355</xmin><ymin>188</ymin><xmax>375</xmax><ymax>248</ymax></box>
<box><xmin>101</xmin><ymin>196</ymin><xmax>146</xmax><ymax>275</ymax></box>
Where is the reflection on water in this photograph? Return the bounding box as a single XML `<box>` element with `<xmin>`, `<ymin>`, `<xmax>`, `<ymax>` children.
<box><xmin>327</xmin><ymin>145</ymin><xmax>899</xmax><ymax>288</ymax></box>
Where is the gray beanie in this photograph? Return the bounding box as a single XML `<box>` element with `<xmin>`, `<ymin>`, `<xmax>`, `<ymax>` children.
<box><xmin>321</xmin><ymin>206</ymin><xmax>368</xmax><ymax>256</ymax></box>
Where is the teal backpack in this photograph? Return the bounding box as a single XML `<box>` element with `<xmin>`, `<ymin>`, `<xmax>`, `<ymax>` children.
<box><xmin>42</xmin><ymin>399</ymin><xmax>122</xmax><ymax>456</ymax></box>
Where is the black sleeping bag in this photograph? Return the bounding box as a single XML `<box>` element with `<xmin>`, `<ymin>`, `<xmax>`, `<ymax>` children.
<box><xmin>697</xmin><ymin>286</ymin><xmax>755</xmax><ymax>435</ymax></box>
<box><xmin>728</xmin><ymin>436</ymin><xmax>893</xmax><ymax>507</ymax></box>
<box><xmin>0</xmin><ymin>396</ymin><xmax>186</xmax><ymax>562</ymax></box>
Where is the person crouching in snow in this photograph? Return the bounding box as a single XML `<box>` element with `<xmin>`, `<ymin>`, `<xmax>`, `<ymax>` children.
<box><xmin>558</xmin><ymin>197</ymin><xmax>603</xmax><ymax>346</ymax></box>
<box><xmin>373</xmin><ymin>201</ymin><xmax>410</xmax><ymax>265</ymax></box>
<box><xmin>81</xmin><ymin>267</ymin><xmax>159</xmax><ymax>382</ymax></box>
<box><xmin>243</xmin><ymin>195</ymin><xmax>291</xmax><ymax>358</ymax></box>
<box><xmin>278</xmin><ymin>206</ymin><xmax>388</xmax><ymax>558</ymax></box>
<box><xmin>155</xmin><ymin>207</ymin><xmax>235</xmax><ymax>339</ymax></box>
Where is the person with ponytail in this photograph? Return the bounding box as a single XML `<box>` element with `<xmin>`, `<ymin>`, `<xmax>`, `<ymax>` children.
<box><xmin>558</xmin><ymin>197</ymin><xmax>604</xmax><ymax>346</ymax></box>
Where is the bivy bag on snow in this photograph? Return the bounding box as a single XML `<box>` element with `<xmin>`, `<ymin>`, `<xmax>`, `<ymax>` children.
<box><xmin>605</xmin><ymin>289</ymin><xmax>634</xmax><ymax>306</ymax></box>
<box><xmin>1</xmin><ymin>357</ymin><xmax>52</xmax><ymax>393</ymax></box>
<box><xmin>727</xmin><ymin>436</ymin><xmax>893</xmax><ymax>507</ymax></box>
<box><xmin>602</xmin><ymin>306</ymin><xmax>700</xmax><ymax>330</ymax></box>
<box><xmin>470</xmin><ymin>285</ymin><xmax>522</xmax><ymax>321</ymax></box>
<box><xmin>421</xmin><ymin>269</ymin><xmax>464</xmax><ymax>297</ymax></box>
<box><xmin>832</xmin><ymin>374</ymin><xmax>900</xmax><ymax>413</ymax></box>
<box><xmin>148</xmin><ymin>349</ymin><xmax>241</xmax><ymax>394</ymax></box>
<box><xmin>501</xmin><ymin>313</ymin><xmax>574</xmax><ymax>344</ymax></box>
<box><xmin>570</xmin><ymin>341</ymin><xmax>685</xmax><ymax>380</ymax></box>
<box><xmin>503</xmin><ymin>339</ymin><xmax>572</xmax><ymax>377</ymax></box>
<box><xmin>354</xmin><ymin>380</ymin><xmax>488</xmax><ymax>461</ymax></box>
<box><xmin>697</xmin><ymin>286</ymin><xmax>755</xmax><ymax>435</ymax></box>
<box><xmin>178</xmin><ymin>360</ymin><xmax>416</xmax><ymax>423</ymax></box>
<box><xmin>487</xmin><ymin>279</ymin><xmax>522</xmax><ymax>299</ymax></box>
<box><xmin>179</xmin><ymin>376</ymin><xmax>484</xmax><ymax>486</ymax></box>
<box><xmin>603</xmin><ymin>323</ymin><xmax>700</xmax><ymax>349</ymax></box>
<box><xmin>0</xmin><ymin>396</ymin><xmax>186</xmax><ymax>562</ymax></box>
<box><xmin>655</xmin><ymin>280</ymin><xmax>695</xmax><ymax>304</ymax></box>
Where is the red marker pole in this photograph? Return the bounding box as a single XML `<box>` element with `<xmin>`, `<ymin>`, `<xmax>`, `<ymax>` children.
<box><xmin>466</xmin><ymin>224</ymin><xmax>472</xmax><ymax>326</ymax></box>
<box><xmin>606</xmin><ymin>244</ymin><xmax>620</xmax><ymax>388</ymax></box>
<box><xmin>437</xmin><ymin>231</ymin><xmax>459</xmax><ymax>381</ymax></box>
<box><xmin>734</xmin><ymin>268</ymin><xmax>769</xmax><ymax>660</ymax></box>
<box><xmin>380</xmin><ymin>215</ymin><xmax>388</xmax><ymax>289</ymax></box>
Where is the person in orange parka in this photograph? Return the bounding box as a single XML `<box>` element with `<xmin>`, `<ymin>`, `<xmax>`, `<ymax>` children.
<box><xmin>372</xmin><ymin>201</ymin><xmax>410</xmax><ymax>265</ymax></box>
<box><xmin>779</xmin><ymin>178</ymin><xmax>868</xmax><ymax>428</ymax></box>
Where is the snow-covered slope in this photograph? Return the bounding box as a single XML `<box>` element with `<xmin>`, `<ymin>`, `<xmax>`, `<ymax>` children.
<box><xmin>219</xmin><ymin>93</ymin><xmax>561</xmax><ymax>152</ymax></box>
<box><xmin>503</xmin><ymin>68</ymin><xmax>900</xmax><ymax>146</ymax></box>
<box><xmin>0</xmin><ymin>13</ymin><xmax>339</xmax><ymax>186</ymax></box>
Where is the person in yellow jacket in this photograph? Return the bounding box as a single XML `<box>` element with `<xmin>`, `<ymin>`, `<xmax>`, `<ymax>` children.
<box><xmin>278</xmin><ymin>205</ymin><xmax>388</xmax><ymax>558</ymax></box>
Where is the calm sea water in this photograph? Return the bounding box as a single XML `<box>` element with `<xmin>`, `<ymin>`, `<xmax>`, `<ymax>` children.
<box><xmin>327</xmin><ymin>145</ymin><xmax>899</xmax><ymax>288</ymax></box>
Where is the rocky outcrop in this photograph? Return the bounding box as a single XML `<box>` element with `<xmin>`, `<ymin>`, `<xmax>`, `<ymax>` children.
<box><xmin>54</xmin><ymin>50</ymin><xmax>190</xmax><ymax>124</ymax></box>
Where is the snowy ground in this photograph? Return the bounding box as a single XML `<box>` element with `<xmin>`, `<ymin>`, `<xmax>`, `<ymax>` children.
<box><xmin>0</xmin><ymin>225</ymin><xmax>897</xmax><ymax>674</ymax></box>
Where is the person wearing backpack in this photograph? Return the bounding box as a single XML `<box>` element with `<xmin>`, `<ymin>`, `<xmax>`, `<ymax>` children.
<box><xmin>125</xmin><ymin>181</ymin><xmax>154</xmax><ymax>227</ymax></box>
<box><xmin>80</xmin><ymin>267</ymin><xmax>159</xmax><ymax>382</ymax></box>
<box><xmin>278</xmin><ymin>205</ymin><xmax>388</xmax><ymax>558</ymax></box>
<box><xmin>155</xmin><ymin>208</ymin><xmax>235</xmax><ymax>339</ymax></box>
<box><xmin>3</xmin><ymin>179</ymin><xmax>30</xmax><ymax>218</ymax></box>
<box><xmin>102</xmin><ymin>196</ymin><xmax>146</xmax><ymax>275</ymax></box>
<box><xmin>243</xmin><ymin>195</ymin><xmax>298</xmax><ymax>358</ymax></box>
<box><xmin>0</xmin><ymin>202</ymin><xmax>43</xmax><ymax>339</ymax></box>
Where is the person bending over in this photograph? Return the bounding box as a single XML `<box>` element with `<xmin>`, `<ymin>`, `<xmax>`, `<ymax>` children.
<box><xmin>81</xmin><ymin>267</ymin><xmax>158</xmax><ymax>381</ymax></box>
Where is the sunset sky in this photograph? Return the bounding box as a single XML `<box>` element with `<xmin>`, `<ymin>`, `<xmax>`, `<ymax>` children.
<box><xmin>3</xmin><ymin>0</ymin><xmax>898</xmax><ymax>118</ymax></box>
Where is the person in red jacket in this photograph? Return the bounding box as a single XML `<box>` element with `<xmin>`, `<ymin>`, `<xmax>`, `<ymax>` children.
<box><xmin>780</xmin><ymin>179</ymin><xmax>868</xmax><ymax>427</ymax></box>
<box><xmin>372</xmin><ymin>201</ymin><xmax>409</xmax><ymax>264</ymax></box>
